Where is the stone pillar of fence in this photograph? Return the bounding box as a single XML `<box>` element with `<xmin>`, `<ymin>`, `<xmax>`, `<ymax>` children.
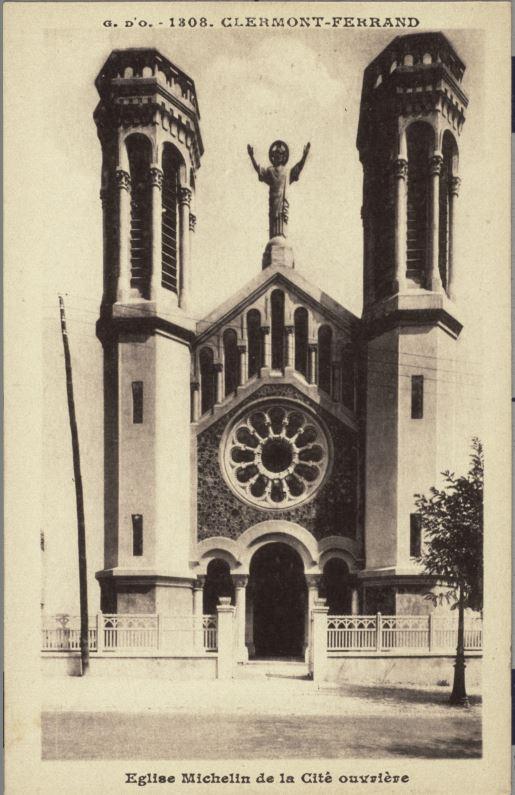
<box><xmin>376</xmin><ymin>612</ymin><xmax>382</xmax><ymax>651</ymax></box>
<box><xmin>311</xmin><ymin>598</ymin><xmax>329</xmax><ymax>684</ymax></box>
<box><xmin>193</xmin><ymin>577</ymin><xmax>205</xmax><ymax>651</ymax></box>
<box><xmin>216</xmin><ymin>597</ymin><xmax>236</xmax><ymax>680</ymax></box>
<box><xmin>233</xmin><ymin>575</ymin><xmax>249</xmax><ymax>662</ymax></box>
<box><xmin>96</xmin><ymin>613</ymin><xmax>104</xmax><ymax>654</ymax></box>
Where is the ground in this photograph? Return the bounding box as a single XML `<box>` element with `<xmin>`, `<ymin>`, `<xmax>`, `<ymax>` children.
<box><xmin>41</xmin><ymin>675</ymin><xmax>481</xmax><ymax>760</ymax></box>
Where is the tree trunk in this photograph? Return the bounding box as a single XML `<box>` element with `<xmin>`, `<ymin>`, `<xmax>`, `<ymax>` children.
<box><xmin>449</xmin><ymin>582</ymin><xmax>468</xmax><ymax>706</ymax></box>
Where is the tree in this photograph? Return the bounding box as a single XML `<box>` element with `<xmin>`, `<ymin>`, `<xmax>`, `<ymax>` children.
<box><xmin>414</xmin><ymin>438</ymin><xmax>483</xmax><ymax>706</ymax></box>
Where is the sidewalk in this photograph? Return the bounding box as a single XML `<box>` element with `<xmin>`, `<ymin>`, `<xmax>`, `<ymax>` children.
<box><xmin>42</xmin><ymin>674</ymin><xmax>481</xmax><ymax>718</ymax></box>
<box><xmin>42</xmin><ymin>676</ymin><xmax>482</xmax><ymax>760</ymax></box>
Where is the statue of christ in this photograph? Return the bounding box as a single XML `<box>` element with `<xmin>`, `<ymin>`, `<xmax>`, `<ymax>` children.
<box><xmin>247</xmin><ymin>140</ymin><xmax>310</xmax><ymax>240</ymax></box>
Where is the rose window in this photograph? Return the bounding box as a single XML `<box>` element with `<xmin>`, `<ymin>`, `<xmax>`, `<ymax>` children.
<box><xmin>223</xmin><ymin>404</ymin><xmax>330</xmax><ymax>509</ymax></box>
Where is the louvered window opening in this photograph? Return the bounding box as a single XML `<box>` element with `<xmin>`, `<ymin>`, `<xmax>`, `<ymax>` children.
<box><xmin>127</xmin><ymin>140</ymin><xmax>151</xmax><ymax>297</ymax></box>
<box><xmin>407</xmin><ymin>128</ymin><xmax>432</xmax><ymax>287</ymax></box>
<box><xmin>162</xmin><ymin>158</ymin><xmax>179</xmax><ymax>293</ymax></box>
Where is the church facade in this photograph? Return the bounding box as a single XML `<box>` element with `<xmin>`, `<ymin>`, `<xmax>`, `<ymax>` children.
<box><xmin>93</xmin><ymin>32</ymin><xmax>469</xmax><ymax>664</ymax></box>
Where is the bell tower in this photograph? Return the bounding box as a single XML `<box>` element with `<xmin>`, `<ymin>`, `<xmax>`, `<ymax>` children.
<box><xmin>357</xmin><ymin>33</ymin><xmax>468</xmax><ymax>612</ymax></box>
<box><xmin>94</xmin><ymin>49</ymin><xmax>203</xmax><ymax>613</ymax></box>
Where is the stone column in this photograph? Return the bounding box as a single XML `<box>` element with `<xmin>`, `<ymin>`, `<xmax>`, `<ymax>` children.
<box><xmin>393</xmin><ymin>157</ymin><xmax>408</xmax><ymax>293</ymax></box>
<box><xmin>428</xmin><ymin>154</ymin><xmax>443</xmax><ymax>292</ymax></box>
<box><xmin>261</xmin><ymin>325</ymin><xmax>271</xmax><ymax>370</ymax></box>
<box><xmin>351</xmin><ymin>587</ymin><xmax>359</xmax><ymax>615</ymax></box>
<box><xmin>237</xmin><ymin>345</ymin><xmax>247</xmax><ymax>387</ymax></box>
<box><xmin>178</xmin><ymin>186</ymin><xmax>192</xmax><ymax>308</ymax></box>
<box><xmin>308</xmin><ymin>343</ymin><xmax>318</xmax><ymax>385</ymax></box>
<box><xmin>447</xmin><ymin>176</ymin><xmax>461</xmax><ymax>301</ymax></box>
<box><xmin>285</xmin><ymin>325</ymin><xmax>295</xmax><ymax>369</ymax></box>
<box><xmin>233</xmin><ymin>575</ymin><xmax>249</xmax><ymax>662</ymax></box>
<box><xmin>216</xmin><ymin>597</ymin><xmax>235</xmax><ymax>680</ymax></box>
<box><xmin>193</xmin><ymin>576</ymin><xmax>205</xmax><ymax>650</ymax></box>
<box><xmin>191</xmin><ymin>381</ymin><xmax>200</xmax><ymax>422</ymax></box>
<box><xmin>245</xmin><ymin>587</ymin><xmax>255</xmax><ymax>658</ymax></box>
<box><xmin>214</xmin><ymin>363</ymin><xmax>224</xmax><ymax>404</ymax></box>
<box><xmin>305</xmin><ymin>574</ymin><xmax>321</xmax><ymax>663</ymax></box>
<box><xmin>100</xmin><ymin>188</ymin><xmax>111</xmax><ymax>303</ymax></box>
<box><xmin>331</xmin><ymin>361</ymin><xmax>341</xmax><ymax>402</ymax></box>
<box><xmin>150</xmin><ymin>166</ymin><xmax>163</xmax><ymax>301</ymax></box>
<box><xmin>116</xmin><ymin>169</ymin><xmax>132</xmax><ymax>302</ymax></box>
<box><xmin>311</xmin><ymin>599</ymin><xmax>329</xmax><ymax>683</ymax></box>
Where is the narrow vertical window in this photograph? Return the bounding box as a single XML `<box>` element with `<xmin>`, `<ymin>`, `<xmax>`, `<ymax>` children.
<box><xmin>411</xmin><ymin>374</ymin><xmax>424</xmax><ymax>419</ymax></box>
<box><xmin>162</xmin><ymin>145</ymin><xmax>180</xmax><ymax>293</ymax></box>
<box><xmin>271</xmin><ymin>290</ymin><xmax>285</xmax><ymax>370</ymax></box>
<box><xmin>410</xmin><ymin>513</ymin><xmax>422</xmax><ymax>558</ymax></box>
<box><xmin>132</xmin><ymin>514</ymin><xmax>143</xmax><ymax>556</ymax></box>
<box><xmin>126</xmin><ymin>135</ymin><xmax>152</xmax><ymax>298</ymax></box>
<box><xmin>132</xmin><ymin>381</ymin><xmax>143</xmax><ymax>424</ymax></box>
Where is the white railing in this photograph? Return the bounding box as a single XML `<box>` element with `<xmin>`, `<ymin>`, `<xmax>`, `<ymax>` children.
<box><xmin>101</xmin><ymin>614</ymin><xmax>159</xmax><ymax>651</ymax></box>
<box><xmin>41</xmin><ymin>615</ymin><xmax>97</xmax><ymax>651</ymax></box>
<box><xmin>327</xmin><ymin>613</ymin><xmax>482</xmax><ymax>653</ymax></box>
<box><xmin>203</xmin><ymin>615</ymin><xmax>218</xmax><ymax>651</ymax></box>
<box><xmin>41</xmin><ymin>613</ymin><xmax>218</xmax><ymax>654</ymax></box>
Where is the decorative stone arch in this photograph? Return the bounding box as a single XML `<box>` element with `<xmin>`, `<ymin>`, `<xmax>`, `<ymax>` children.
<box><xmin>398</xmin><ymin>117</ymin><xmax>437</xmax><ymax>160</ymax></box>
<box><xmin>196</xmin><ymin>537</ymin><xmax>240</xmax><ymax>575</ymax></box>
<box><xmin>238</xmin><ymin>520</ymin><xmax>320</xmax><ymax>574</ymax></box>
<box><xmin>318</xmin><ymin>535</ymin><xmax>361</xmax><ymax>572</ymax></box>
<box><xmin>160</xmin><ymin>140</ymin><xmax>188</xmax><ymax>185</ymax></box>
<box><xmin>118</xmin><ymin>130</ymin><xmax>156</xmax><ymax>171</ymax></box>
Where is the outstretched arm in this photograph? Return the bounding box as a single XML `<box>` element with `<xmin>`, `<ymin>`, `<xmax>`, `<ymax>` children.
<box><xmin>290</xmin><ymin>142</ymin><xmax>311</xmax><ymax>183</ymax></box>
<box><xmin>247</xmin><ymin>144</ymin><xmax>262</xmax><ymax>176</ymax></box>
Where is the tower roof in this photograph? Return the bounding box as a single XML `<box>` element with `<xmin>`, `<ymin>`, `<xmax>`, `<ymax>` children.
<box><xmin>94</xmin><ymin>47</ymin><xmax>203</xmax><ymax>166</ymax></box>
<box><xmin>357</xmin><ymin>32</ymin><xmax>468</xmax><ymax>155</ymax></box>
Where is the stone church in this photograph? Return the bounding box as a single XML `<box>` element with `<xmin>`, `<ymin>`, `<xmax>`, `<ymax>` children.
<box><xmin>93</xmin><ymin>32</ymin><xmax>468</xmax><ymax>662</ymax></box>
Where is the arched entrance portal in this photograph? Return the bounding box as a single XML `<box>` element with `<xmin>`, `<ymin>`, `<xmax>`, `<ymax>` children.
<box><xmin>249</xmin><ymin>543</ymin><xmax>306</xmax><ymax>659</ymax></box>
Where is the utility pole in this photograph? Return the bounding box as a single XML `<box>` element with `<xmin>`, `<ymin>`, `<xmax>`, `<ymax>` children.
<box><xmin>59</xmin><ymin>296</ymin><xmax>89</xmax><ymax>674</ymax></box>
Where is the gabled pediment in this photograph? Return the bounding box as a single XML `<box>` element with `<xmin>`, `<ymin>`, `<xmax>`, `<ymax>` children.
<box><xmin>195</xmin><ymin>263</ymin><xmax>359</xmax><ymax>345</ymax></box>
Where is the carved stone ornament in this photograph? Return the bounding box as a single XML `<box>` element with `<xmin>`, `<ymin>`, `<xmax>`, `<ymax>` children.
<box><xmin>428</xmin><ymin>154</ymin><xmax>443</xmax><ymax>176</ymax></box>
<box><xmin>149</xmin><ymin>167</ymin><xmax>163</xmax><ymax>189</ymax></box>
<box><xmin>450</xmin><ymin>176</ymin><xmax>461</xmax><ymax>196</ymax></box>
<box><xmin>178</xmin><ymin>186</ymin><xmax>192</xmax><ymax>206</ymax></box>
<box><xmin>305</xmin><ymin>573</ymin><xmax>322</xmax><ymax>590</ymax></box>
<box><xmin>115</xmin><ymin>169</ymin><xmax>131</xmax><ymax>191</ymax></box>
<box><xmin>285</xmin><ymin>325</ymin><xmax>295</xmax><ymax>335</ymax></box>
<box><xmin>392</xmin><ymin>158</ymin><xmax>408</xmax><ymax>179</ymax></box>
<box><xmin>189</xmin><ymin>213</ymin><xmax>197</xmax><ymax>232</ymax></box>
<box><xmin>237</xmin><ymin>344</ymin><xmax>247</xmax><ymax>354</ymax></box>
<box><xmin>232</xmin><ymin>574</ymin><xmax>249</xmax><ymax>588</ymax></box>
<box><xmin>222</xmin><ymin>402</ymin><xmax>331</xmax><ymax>510</ymax></box>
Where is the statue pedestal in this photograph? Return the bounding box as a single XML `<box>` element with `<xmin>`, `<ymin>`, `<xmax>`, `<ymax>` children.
<box><xmin>262</xmin><ymin>237</ymin><xmax>294</xmax><ymax>269</ymax></box>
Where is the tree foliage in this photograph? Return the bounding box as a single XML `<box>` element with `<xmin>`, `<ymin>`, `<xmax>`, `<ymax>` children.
<box><xmin>414</xmin><ymin>438</ymin><xmax>483</xmax><ymax>611</ymax></box>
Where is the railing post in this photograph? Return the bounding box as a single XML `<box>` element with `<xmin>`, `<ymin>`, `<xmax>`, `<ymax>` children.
<box><xmin>311</xmin><ymin>599</ymin><xmax>329</xmax><ymax>684</ymax></box>
<box><xmin>96</xmin><ymin>613</ymin><xmax>104</xmax><ymax>655</ymax></box>
<box><xmin>193</xmin><ymin>577</ymin><xmax>205</xmax><ymax>651</ymax></box>
<box><xmin>428</xmin><ymin>614</ymin><xmax>433</xmax><ymax>652</ymax></box>
<box><xmin>376</xmin><ymin>612</ymin><xmax>382</xmax><ymax>651</ymax></box>
<box><xmin>156</xmin><ymin>614</ymin><xmax>160</xmax><ymax>651</ymax></box>
<box><xmin>216</xmin><ymin>597</ymin><xmax>236</xmax><ymax>680</ymax></box>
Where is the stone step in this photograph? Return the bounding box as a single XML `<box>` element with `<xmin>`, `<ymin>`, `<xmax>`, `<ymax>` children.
<box><xmin>236</xmin><ymin>660</ymin><xmax>311</xmax><ymax>680</ymax></box>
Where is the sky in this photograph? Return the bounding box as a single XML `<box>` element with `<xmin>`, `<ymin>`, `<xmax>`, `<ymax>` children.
<box><xmin>30</xmin><ymin>22</ymin><xmax>487</xmax><ymax>613</ymax></box>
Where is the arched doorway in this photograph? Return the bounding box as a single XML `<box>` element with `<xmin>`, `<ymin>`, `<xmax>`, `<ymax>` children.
<box><xmin>203</xmin><ymin>559</ymin><xmax>235</xmax><ymax>614</ymax></box>
<box><xmin>320</xmin><ymin>558</ymin><xmax>352</xmax><ymax>614</ymax></box>
<box><xmin>249</xmin><ymin>543</ymin><xmax>306</xmax><ymax>659</ymax></box>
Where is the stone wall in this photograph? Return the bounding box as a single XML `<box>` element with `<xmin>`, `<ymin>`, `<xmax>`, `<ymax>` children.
<box><xmin>197</xmin><ymin>385</ymin><xmax>357</xmax><ymax>541</ymax></box>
